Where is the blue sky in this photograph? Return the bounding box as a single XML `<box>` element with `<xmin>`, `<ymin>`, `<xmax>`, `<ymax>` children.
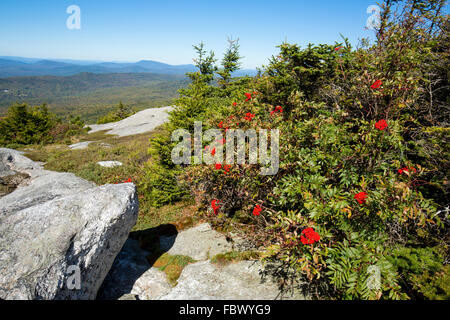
<box><xmin>0</xmin><ymin>0</ymin><xmax>382</xmax><ymax>69</ymax></box>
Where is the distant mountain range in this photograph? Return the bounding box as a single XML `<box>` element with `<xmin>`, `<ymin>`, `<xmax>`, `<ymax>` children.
<box><xmin>0</xmin><ymin>72</ymin><xmax>189</xmax><ymax>122</ymax></box>
<box><xmin>0</xmin><ymin>56</ymin><xmax>257</xmax><ymax>78</ymax></box>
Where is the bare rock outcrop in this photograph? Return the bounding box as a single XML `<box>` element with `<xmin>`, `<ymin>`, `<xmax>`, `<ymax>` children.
<box><xmin>0</xmin><ymin>148</ymin><xmax>139</xmax><ymax>300</ymax></box>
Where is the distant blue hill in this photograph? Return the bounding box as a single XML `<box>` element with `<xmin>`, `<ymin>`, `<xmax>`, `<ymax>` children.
<box><xmin>0</xmin><ymin>56</ymin><xmax>257</xmax><ymax>78</ymax></box>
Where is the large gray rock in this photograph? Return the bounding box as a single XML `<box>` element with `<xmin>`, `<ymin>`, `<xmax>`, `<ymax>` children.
<box><xmin>0</xmin><ymin>148</ymin><xmax>139</xmax><ymax>300</ymax></box>
<box><xmin>87</xmin><ymin>106</ymin><xmax>173</xmax><ymax>137</ymax></box>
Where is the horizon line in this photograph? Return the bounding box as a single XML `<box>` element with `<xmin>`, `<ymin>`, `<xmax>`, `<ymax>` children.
<box><xmin>0</xmin><ymin>55</ymin><xmax>258</xmax><ymax>70</ymax></box>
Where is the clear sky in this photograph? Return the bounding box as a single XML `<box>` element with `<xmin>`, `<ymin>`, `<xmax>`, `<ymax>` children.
<box><xmin>0</xmin><ymin>0</ymin><xmax>382</xmax><ymax>69</ymax></box>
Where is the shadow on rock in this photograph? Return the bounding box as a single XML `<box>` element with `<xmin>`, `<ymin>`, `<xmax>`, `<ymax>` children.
<box><xmin>96</xmin><ymin>224</ymin><xmax>178</xmax><ymax>300</ymax></box>
<box><xmin>130</xmin><ymin>224</ymin><xmax>178</xmax><ymax>265</ymax></box>
<box><xmin>259</xmin><ymin>261</ymin><xmax>328</xmax><ymax>300</ymax></box>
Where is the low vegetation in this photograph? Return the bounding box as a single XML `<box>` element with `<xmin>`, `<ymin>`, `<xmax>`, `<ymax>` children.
<box><xmin>0</xmin><ymin>103</ymin><xmax>87</xmax><ymax>147</ymax></box>
<box><xmin>1</xmin><ymin>0</ymin><xmax>447</xmax><ymax>301</ymax></box>
<box><xmin>145</xmin><ymin>0</ymin><xmax>449</xmax><ymax>300</ymax></box>
<box><xmin>96</xmin><ymin>101</ymin><xmax>136</xmax><ymax>124</ymax></box>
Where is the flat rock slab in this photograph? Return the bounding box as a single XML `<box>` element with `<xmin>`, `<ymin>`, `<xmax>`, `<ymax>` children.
<box><xmin>0</xmin><ymin>148</ymin><xmax>139</xmax><ymax>300</ymax></box>
<box><xmin>98</xmin><ymin>222</ymin><xmax>309</xmax><ymax>300</ymax></box>
<box><xmin>97</xmin><ymin>161</ymin><xmax>123</xmax><ymax>168</ymax></box>
<box><xmin>159</xmin><ymin>260</ymin><xmax>307</xmax><ymax>300</ymax></box>
<box><xmin>87</xmin><ymin>106</ymin><xmax>173</xmax><ymax>137</ymax></box>
<box><xmin>69</xmin><ymin>141</ymin><xmax>94</xmax><ymax>150</ymax></box>
<box><xmin>159</xmin><ymin>223</ymin><xmax>235</xmax><ymax>261</ymax></box>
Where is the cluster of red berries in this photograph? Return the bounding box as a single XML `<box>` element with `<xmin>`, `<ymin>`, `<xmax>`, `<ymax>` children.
<box><xmin>300</xmin><ymin>227</ymin><xmax>321</xmax><ymax>245</ymax></box>
<box><xmin>270</xmin><ymin>105</ymin><xmax>283</xmax><ymax>116</ymax></box>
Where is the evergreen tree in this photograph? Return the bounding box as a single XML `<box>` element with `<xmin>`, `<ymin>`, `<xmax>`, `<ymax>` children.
<box><xmin>188</xmin><ymin>42</ymin><xmax>217</xmax><ymax>84</ymax></box>
<box><xmin>0</xmin><ymin>103</ymin><xmax>56</xmax><ymax>146</ymax></box>
<box><xmin>96</xmin><ymin>101</ymin><xmax>135</xmax><ymax>124</ymax></box>
<box><xmin>217</xmin><ymin>37</ymin><xmax>242</xmax><ymax>86</ymax></box>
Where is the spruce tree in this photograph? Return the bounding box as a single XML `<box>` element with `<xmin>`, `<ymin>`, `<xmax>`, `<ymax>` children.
<box><xmin>189</xmin><ymin>42</ymin><xmax>217</xmax><ymax>83</ymax></box>
<box><xmin>217</xmin><ymin>37</ymin><xmax>242</xmax><ymax>86</ymax></box>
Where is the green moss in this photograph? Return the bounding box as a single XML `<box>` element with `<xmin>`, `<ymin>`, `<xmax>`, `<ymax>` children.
<box><xmin>151</xmin><ymin>253</ymin><xmax>196</xmax><ymax>286</ymax></box>
<box><xmin>210</xmin><ymin>250</ymin><xmax>261</xmax><ymax>266</ymax></box>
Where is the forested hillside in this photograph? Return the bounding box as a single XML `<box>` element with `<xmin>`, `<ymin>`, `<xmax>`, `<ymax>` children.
<box><xmin>0</xmin><ymin>73</ymin><xmax>188</xmax><ymax>122</ymax></box>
